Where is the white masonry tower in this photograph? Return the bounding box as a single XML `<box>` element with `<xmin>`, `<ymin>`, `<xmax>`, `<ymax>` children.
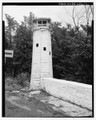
<box><xmin>30</xmin><ymin>18</ymin><xmax>53</xmax><ymax>90</ymax></box>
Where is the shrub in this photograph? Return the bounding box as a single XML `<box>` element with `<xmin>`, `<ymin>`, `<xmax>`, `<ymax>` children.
<box><xmin>16</xmin><ymin>72</ymin><xmax>30</xmax><ymax>87</ymax></box>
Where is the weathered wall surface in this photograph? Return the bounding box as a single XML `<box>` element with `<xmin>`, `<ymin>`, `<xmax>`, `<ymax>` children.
<box><xmin>42</xmin><ymin>78</ymin><xmax>92</xmax><ymax>110</ymax></box>
<box><xmin>30</xmin><ymin>29</ymin><xmax>53</xmax><ymax>90</ymax></box>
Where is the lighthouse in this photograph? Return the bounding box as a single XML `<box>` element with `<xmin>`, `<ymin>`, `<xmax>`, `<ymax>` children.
<box><xmin>30</xmin><ymin>18</ymin><xmax>53</xmax><ymax>90</ymax></box>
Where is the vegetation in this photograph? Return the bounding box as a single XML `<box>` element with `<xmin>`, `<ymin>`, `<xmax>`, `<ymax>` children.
<box><xmin>4</xmin><ymin>5</ymin><xmax>93</xmax><ymax>85</ymax></box>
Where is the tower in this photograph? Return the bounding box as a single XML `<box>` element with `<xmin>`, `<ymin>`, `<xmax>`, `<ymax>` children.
<box><xmin>30</xmin><ymin>18</ymin><xmax>53</xmax><ymax>90</ymax></box>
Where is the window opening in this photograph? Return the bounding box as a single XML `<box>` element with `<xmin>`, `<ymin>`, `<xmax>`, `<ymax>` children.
<box><xmin>43</xmin><ymin>21</ymin><xmax>46</xmax><ymax>24</ymax></box>
<box><xmin>43</xmin><ymin>21</ymin><xmax>47</xmax><ymax>26</ymax></box>
<box><xmin>49</xmin><ymin>51</ymin><xmax>51</xmax><ymax>55</ymax></box>
<box><xmin>43</xmin><ymin>47</ymin><xmax>46</xmax><ymax>51</ymax></box>
<box><xmin>36</xmin><ymin>43</ymin><xmax>39</xmax><ymax>47</ymax></box>
<box><xmin>38</xmin><ymin>21</ymin><xmax>42</xmax><ymax>26</ymax></box>
<box><xmin>38</xmin><ymin>21</ymin><xmax>42</xmax><ymax>24</ymax></box>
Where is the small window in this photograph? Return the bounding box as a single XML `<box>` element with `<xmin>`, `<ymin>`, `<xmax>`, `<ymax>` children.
<box><xmin>43</xmin><ymin>21</ymin><xmax>47</xmax><ymax>26</ymax></box>
<box><xmin>36</xmin><ymin>43</ymin><xmax>39</xmax><ymax>47</ymax></box>
<box><xmin>43</xmin><ymin>21</ymin><xmax>46</xmax><ymax>24</ymax></box>
<box><xmin>38</xmin><ymin>21</ymin><xmax>42</xmax><ymax>24</ymax></box>
<box><xmin>49</xmin><ymin>51</ymin><xmax>51</xmax><ymax>55</ymax></box>
<box><xmin>43</xmin><ymin>47</ymin><xmax>46</xmax><ymax>51</ymax></box>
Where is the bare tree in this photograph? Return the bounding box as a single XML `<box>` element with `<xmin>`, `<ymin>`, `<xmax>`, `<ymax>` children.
<box><xmin>64</xmin><ymin>5</ymin><xmax>93</xmax><ymax>27</ymax></box>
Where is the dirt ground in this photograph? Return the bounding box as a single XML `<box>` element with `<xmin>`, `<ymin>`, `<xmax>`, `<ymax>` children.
<box><xmin>5</xmin><ymin>91</ymin><xmax>68</xmax><ymax>117</ymax></box>
<box><xmin>5</xmin><ymin>77</ymin><xmax>66</xmax><ymax>117</ymax></box>
<box><xmin>4</xmin><ymin>77</ymin><xmax>92</xmax><ymax>117</ymax></box>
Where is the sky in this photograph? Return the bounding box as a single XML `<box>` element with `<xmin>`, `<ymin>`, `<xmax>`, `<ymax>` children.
<box><xmin>2</xmin><ymin>5</ymin><xmax>88</xmax><ymax>27</ymax></box>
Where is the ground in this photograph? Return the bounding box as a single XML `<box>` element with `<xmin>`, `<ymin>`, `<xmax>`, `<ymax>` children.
<box><xmin>5</xmin><ymin>77</ymin><xmax>68</xmax><ymax>117</ymax></box>
<box><xmin>4</xmin><ymin>77</ymin><xmax>92</xmax><ymax>117</ymax></box>
<box><xmin>5</xmin><ymin>91</ymin><xmax>68</xmax><ymax>117</ymax></box>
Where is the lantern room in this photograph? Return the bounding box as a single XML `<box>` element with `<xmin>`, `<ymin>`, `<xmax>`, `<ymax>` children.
<box><xmin>33</xmin><ymin>18</ymin><xmax>51</xmax><ymax>31</ymax></box>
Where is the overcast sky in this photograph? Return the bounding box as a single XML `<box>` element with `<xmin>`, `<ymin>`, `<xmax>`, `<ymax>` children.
<box><xmin>3</xmin><ymin>5</ymin><xmax>87</xmax><ymax>27</ymax></box>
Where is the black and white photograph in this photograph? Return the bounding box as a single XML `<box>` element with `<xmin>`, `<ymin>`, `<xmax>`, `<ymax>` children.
<box><xmin>2</xmin><ymin>2</ymin><xmax>94</xmax><ymax>118</ymax></box>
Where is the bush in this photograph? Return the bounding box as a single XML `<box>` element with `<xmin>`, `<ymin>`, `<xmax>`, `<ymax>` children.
<box><xmin>5</xmin><ymin>77</ymin><xmax>23</xmax><ymax>91</ymax></box>
<box><xmin>16</xmin><ymin>72</ymin><xmax>30</xmax><ymax>87</ymax></box>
